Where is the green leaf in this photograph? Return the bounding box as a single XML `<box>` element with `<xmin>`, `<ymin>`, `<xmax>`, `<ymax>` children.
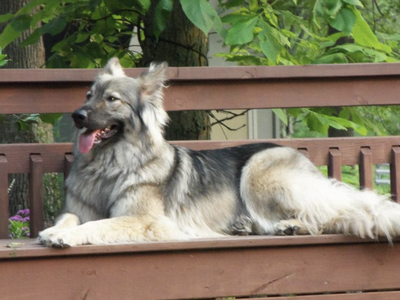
<box><xmin>92</xmin><ymin>17</ymin><xmax>116</xmax><ymax>35</ymax></box>
<box><xmin>351</xmin><ymin>8</ymin><xmax>391</xmax><ymax>54</ymax></box>
<box><xmin>0</xmin><ymin>13</ymin><xmax>14</xmax><ymax>24</ymax></box>
<box><xmin>19</xmin><ymin>27</ymin><xmax>42</xmax><ymax>47</ymax></box>
<box><xmin>41</xmin><ymin>17</ymin><xmax>67</xmax><ymax>36</ymax></box>
<box><xmin>306</xmin><ymin>112</ymin><xmax>328</xmax><ymax>133</ymax></box>
<box><xmin>0</xmin><ymin>23</ymin><xmax>21</xmax><ymax>48</ymax></box>
<box><xmin>46</xmin><ymin>54</ymin><xmax>68</xmax><ymax>68</ymax></box>
<box><xmin>10</xmin><ymin>14</ymin><xmax>32</xmax><ymax>32</ymax></box>
<box><xmin>75</xmin><ymin>32</ymin><xmax>90</xmax><ymax>43</ymax></box>
<box><xmin>376</xmin><ymin>32</ymin><xmax>400</xmax><ymax>42</ymax></box>
<box><xmin>225</xmin><ymin>16</ymin><xmax>258</xmax><ymax>45</ymax></box>
<box><xmin>39</xmin><ymin>113</ymin><xmax>63</xmax><ymax>125</ymax></box>
<box><xmin>180</xmin><ymin>0</ymin><xmax>220</xmax><ymax>35</ymax></box>
<box><xmin>221</xmin><ymin>13</ymin><xmax>248</xmax><ymax>24</ymax></box>
<box><xmin>334</xmin><ymin>44</ymin><xmax>388</xmax><ymax>62</ymax></box>
<box><xmin>325</xmin><ymin>115</ymin><xmax>368</xmax><ymax>135</ymax></box>
<box><xmin>137</xmin><ymin>0</ymin><xmax>151</xmax><ymax>10</ymax></box>
<box><xmin>260</xmin><ymin>39</ymin><xmax>280</xmax><ymax>63</ymax></box>
<box><xmin>22</xmin><ymin>114</ymin><xmax>39</xmax><ymax>123</ymax></box>
<box><xmin>221</xmin><ymin>0</ymin><xmax>244</xmax><ymax>8</ymax></box>
<box><xmin>249</xmin><ymin>0</ymin><xmax>258</xmax><ymax>10</ymax></box>
<box><xmin>313</xmin><ymin>53</ymin><xmax>348</xmax><ymax>64</ymax></box>
<box><xmin>153</xmin><ymin>0</ymin><xmax>174</xmax><ymax>38</ymax></box>
<box><xmin>328</xmin><ymin>7</ymin><xmax>355</xmax><ymax>35</ymax></box>
<box><xmin>272</xmin><ymin>109</ymin><xmax>288</xmax><ymax>125</ymax></box>
<box><xmin>325</xmin><ymin>0</ymin><xmax>342</xmax><ymax>17</ymax></box>
<box><xmin>342</xmin><ymin>0</ymin><xmax>363</xmax><ymax>7</ymax></box>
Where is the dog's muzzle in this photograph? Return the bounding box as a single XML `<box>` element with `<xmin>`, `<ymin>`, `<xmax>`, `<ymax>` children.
<box><xmin>72</xmin><ymin>109</ymin><xmax>88</xmax><ymax>129</ymax></box>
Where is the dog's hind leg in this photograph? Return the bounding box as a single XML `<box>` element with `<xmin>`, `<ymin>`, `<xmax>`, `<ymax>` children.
<box><xmin>274</xmin><ymin>219</ymin><xmax>312</xmax><ymax>236</ymax></box>
<box><xmin>240</xmin><ymin>147</ymin><xmax>321</xmax><ymax>235</ymax></box>
<box><xmin>241</xmin><ymin>146</ymin><xmax>400</xmax><ymax>242</ymax></box>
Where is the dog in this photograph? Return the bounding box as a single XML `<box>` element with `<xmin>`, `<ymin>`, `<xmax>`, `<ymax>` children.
<box><xmin>39</xmin><ymin>58</ymin><xmax>400</xmax><ymax>247</ymax></box>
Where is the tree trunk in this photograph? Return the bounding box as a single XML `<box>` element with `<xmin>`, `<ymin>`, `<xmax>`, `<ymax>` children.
<box><xmin>0</xmin><ymin>0</ymin><xmax>62</xmax><ymax>224</ymax></box>
<box><xmin>141</xmin><ymin>0</ymin><xmax>210</xmax><ymax>140</ymax></box>
<box><xmin>326</xmin><ymin>27</ymin><xmax>354</xmax><ymax>138</ymax></box>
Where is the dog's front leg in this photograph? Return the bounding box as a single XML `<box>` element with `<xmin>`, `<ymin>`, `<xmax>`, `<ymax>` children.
<box><xmin>40</xmin><ymin>215</ymin><xmax>188</xmax><ymax>247</ymax></box>
<box><xmin>38</xmin><ymin>213</ymin><xmax>81</xmax><ymax>247</ymax></box>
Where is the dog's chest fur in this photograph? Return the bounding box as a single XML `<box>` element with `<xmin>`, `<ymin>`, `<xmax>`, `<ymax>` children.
<box><xmin>66</xmin><ymin>140</ymin><xmax>174</xmax><ymax>220</ymax></box>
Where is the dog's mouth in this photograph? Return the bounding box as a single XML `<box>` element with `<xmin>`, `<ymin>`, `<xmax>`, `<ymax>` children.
<box><xmin>79</xmin><ymin>124</ymin><xmax>119</xmax><ymax>154</ymax></box>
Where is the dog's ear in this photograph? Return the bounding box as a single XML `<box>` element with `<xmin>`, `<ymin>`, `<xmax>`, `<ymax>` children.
<box><xmin>139</xmin><ymin>62</ymin><xmax>168</xmax><ymax>98</ymax></box>
<box><xmin>103</xmin><ymin>57</ymin><xmax>125</xmax><ymax>77</ymax></box>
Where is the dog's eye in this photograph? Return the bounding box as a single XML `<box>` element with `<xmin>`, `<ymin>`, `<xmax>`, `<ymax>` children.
<box><xmin>107</xmin><ymin>96</ymin><xmax>118</xmax><ymax>102</ymax></box>
<box><xmin>86</xmin><ymin>92</ymin><xmax>92</xmax><ymax>100</ymax></box>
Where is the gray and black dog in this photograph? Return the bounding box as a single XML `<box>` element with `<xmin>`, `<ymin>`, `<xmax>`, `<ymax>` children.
<box><xmin>39</xmin><ymin>58</ymin><xmax>400</xmax><ymax>247</ymax></box>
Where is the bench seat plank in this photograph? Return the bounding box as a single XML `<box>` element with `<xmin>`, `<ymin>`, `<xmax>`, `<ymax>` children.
<box><xmin>0</xmin><ymin>236</ymin><xmax>398</xmax><ymax>300</ymax></box>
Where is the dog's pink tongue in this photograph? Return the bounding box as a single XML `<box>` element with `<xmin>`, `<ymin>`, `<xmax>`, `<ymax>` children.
<box><xmin>79</xmin><ymin>130</ymin><xmax>99</xmax><ymax>154</ymax></box>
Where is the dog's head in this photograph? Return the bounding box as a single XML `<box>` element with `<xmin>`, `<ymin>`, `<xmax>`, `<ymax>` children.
<box><xmin>72</xmin><ymin>58</ymin><xmax>169</xmax><ymax>154</ymax></box>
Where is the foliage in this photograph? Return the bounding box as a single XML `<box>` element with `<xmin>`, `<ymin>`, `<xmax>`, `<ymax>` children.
<box><xmin>0</xmin><ymin>47</ymin><xmax>8</xmax><ymax>67</ymax></box>
<box><xmin>9</xmin><ymin>209</ymin><xmax>30</xmax><ymax>239</ymax></box>
<box><xmin>0</xmin><ymin>0</ymin><xmax>399</xmax><ymax>135</ymax></box>
<box><xmin>14</xmin><ymin>113</ymin><xmax>64</xmax><ymax>131</ymax></box>
<box><xmin>319</xmin><ymin>164</ymin><xmax>391</xmax><ymax>195</ymax></box>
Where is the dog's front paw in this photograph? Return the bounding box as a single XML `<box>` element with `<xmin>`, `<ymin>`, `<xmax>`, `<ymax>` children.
<box><xmin>39</xmin><ymin>228</ymin><xmax>82</xmax><ymax>248</ymax></box>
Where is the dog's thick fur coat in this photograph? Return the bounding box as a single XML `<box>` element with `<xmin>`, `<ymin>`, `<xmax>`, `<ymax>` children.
<box><xmin>39</xmin><ymin>59</ymin><xmax>400</xmax><ymax>247</ymax></box>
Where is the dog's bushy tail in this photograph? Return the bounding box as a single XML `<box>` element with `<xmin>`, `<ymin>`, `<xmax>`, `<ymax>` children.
<box><xmin>294</xmin><ymin>176</ymin><xmax>400</xmax><ymax>243</ymax></box>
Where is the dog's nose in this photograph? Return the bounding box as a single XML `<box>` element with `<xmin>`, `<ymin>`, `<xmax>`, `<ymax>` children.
<box><xmin>72</xmin><ymin>109</ymin><xmax>88</xmax><ymax>128</ymax></box>
<box><xmin>72</xmin><ymin>109</ymin><xmax>87</xmax><ymax>121</ymax></box>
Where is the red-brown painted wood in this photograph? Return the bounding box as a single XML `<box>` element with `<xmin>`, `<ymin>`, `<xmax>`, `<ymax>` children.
<box><xmin>64</xmin><ymin>153</ymin><xmax>74</xmax><ymax>180</ymax></box>
<box><xmin>391</xmin><ymin>146</ymin><xmax>400</xmax><ymax>202</ymax></box>
<box><xmin>0</xmin><ymin>155</ymin><xmax>9</xmax><ymax>239</ymax></box>
<box><xmin>0</xmin><ymin>64</ymin><xmax>400</xmax><ymax>300</ymax></box>
<box><xmin>359</xmin><ymin>148</ymin><xmax>373</xmax><ymax>190</ymax></box>
<box><xmin>0</xmin><ymin>64</ymin><xmax>400</xmax><ymax>114</ymax></box>
<box><xmin>328</xmin><ymin>148</ymin><xmax>342</xmax><ymax>181</ymax></box>
<box><xmin>29</xmin><ymin>155</ymin><xmax>44</xmax><ymax>238</ymax></box>
<box><xmin>0</xmin><ymin>137</ymin><xmax>398</xmax><ymax>174</ymax></box>
<box><xmin>241</xmin><ymin>291</ymin><xmax>400</xmax><ymax>300</ymax></box>
<box><xmin>0</xmin><ymin>237</ymin><xmax>398</xmax><ymax>300</ymax></box>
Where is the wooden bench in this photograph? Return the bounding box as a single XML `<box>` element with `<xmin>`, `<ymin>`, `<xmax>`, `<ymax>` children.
<box><xmin>1</xmin><ymin>64</ymin><xmax>400</xmax><ymax>300</ymax></box>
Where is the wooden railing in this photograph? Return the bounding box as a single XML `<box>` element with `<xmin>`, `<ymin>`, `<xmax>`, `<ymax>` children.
<box><xmin>0</xmin><ymin>63</ymin><xmax>400</xmax><ymax>300</ymax></box>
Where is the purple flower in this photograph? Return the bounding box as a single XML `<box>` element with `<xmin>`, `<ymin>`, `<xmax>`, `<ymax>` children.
<box><xmin>17</xmin><ymin>209</ymin><xmax>30</xmax><ymax>217</ymax></box>
<box><xmin>9</xmin><ymin>215</ymin><xmax>24</xmax><ymax>222</ymax></box>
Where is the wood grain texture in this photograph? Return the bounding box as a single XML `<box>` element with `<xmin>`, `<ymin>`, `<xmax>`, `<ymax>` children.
<box><xmin>29</xmin><ymin>155</ymin><xmax>44</xmax><ymax>238</ymax></box>
<box><xmin>359</xmin><ymin>148</ymin><xmax>373</xmax><ymax>190</ymax></box>
<box><xmin>1</xmin><ymin>64</ymin><xmax>400</xmax><ymax>299</ymax></box>
<box><xmin>64</xmin><ymin>154</ymin><xmax>74</xmax><ymax>180</ymax></box>
<box><xmin>0</xmin><ymin>64</ymin><xmax>400</xmax><ymax>113</ymax></box>
<box><xmin>0</xmin><ymin>155</ymin><xmax>9</xmax><ymax>239</ymax></box>
<box><xmin>238</xmin><ymin>291</ymin><xmax>400</xmax><ymax>300</ymax></box>
<box><xmin>328</xmin><ymin>148</ymin><xmax>342</xmax><ymax>181</ymax></box>
<box><xmin>0</xmin><ymin>137</ymin><xmax>399</xmax><ymax>174</ymax></box>
<box><xmin>0</xmin><ymin>238</ymin><xmax>399</xmax><ymax>300</ymax></box>
<box><xmin>391</xmin><ymin>146</ymin><xmax>400</xmax><ymax>202</ymax></box>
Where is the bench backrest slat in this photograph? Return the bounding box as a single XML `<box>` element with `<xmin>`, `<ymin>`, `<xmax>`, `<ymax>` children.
<box><xmin>1</xmin><ymin>64</ymin><xmax>400</xmax><ymax>113</ymax></box>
